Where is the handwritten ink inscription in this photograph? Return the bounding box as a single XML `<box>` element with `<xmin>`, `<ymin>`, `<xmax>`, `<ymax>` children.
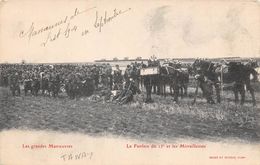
<box><xmin>18</xmin><ymin>7</ymin><xmax>131</xmax><ymax>46</ymax></box>
<box><xmin>60</xmin><ymin>152</ymin><xmax>93</xmax><ymax>161</ymax></box>
<box><xmin>94</xmin><ymin>8</ymin><xmax>131</xmax><ymax>32</ymax></box>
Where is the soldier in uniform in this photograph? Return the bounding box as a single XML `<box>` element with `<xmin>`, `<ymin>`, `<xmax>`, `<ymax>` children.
<box><xmin>124</xmin><ymin>65</ymin><xmax>132</xmax><ymax>84</ymax></box>
<box><xmin>100</xmin><ymin>64</ymin><xmax>107</xmax><ymax>88</ymax></box>
<box><xmin>106</xmin><ymin>63</ymin><xmax>113</xmax><ymax>90</ymax></box>
<box><xmin>31</xmin><ymin>72</ymin><xmax>41</xmax><ymax>96</ymax></box>
<box><xmin>113</xmin><ymin>78</ymin><xmax>141</xmax><ymax>104</ymax></box>
<box><xmin>9</xmin><ymin>71</ymin><xmax>21</xmax><ymax>96</ymax></box>
<box><xmin>91</xmin><ymin>65</ymin><xmax>100</xmax><ymax>89</ymax></box>
<box><xmin>113</xmin><ymin>65</ymin><xmax>123</xmax><ymax>90</ymax></box>
<box><xmin>23</xmin><ymin>71</ymin><xmax>32</xmax><ymax>96</ymax></box>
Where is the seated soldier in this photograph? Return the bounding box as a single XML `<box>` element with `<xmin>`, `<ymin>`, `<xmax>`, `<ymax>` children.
<box><xmin>113</xmin><ymin>78</ymin><xmax>141</xmax><ymax>104</ymax></box>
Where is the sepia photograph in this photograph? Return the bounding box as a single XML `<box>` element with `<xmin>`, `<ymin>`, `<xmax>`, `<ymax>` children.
<box><xmin>0</xmin><ymin>0</ymin><xmax>260</xmax><ymax>164</ymax></box>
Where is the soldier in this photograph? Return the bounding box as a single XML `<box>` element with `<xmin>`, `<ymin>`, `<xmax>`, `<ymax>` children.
<box><xmin>9</xmin><ymin>72</ymin><xmax>21</xmax><ymax>96</ymax></box>
<box><xmin>41</xmin><ymin>71</ymin><xmax>50</xmax><ymax>95</ymax></box>
<box><xmin>245</xmin><ymin>59</ymin><xmax>258</xmax><ymax>82</ymax></box>
<box><xmin>91</xmin><ymin>65</ymin><xmax>100</xmax><ymax>89</ymax></box>
<box><xmin>100</xmin><ymin>64</ymin><xmax>108</xmax><ymax>88</ymax></box>
<box><xmin>23</xmin><ymin>71</ymin><xmax>32</xmax><ymax>96</ymax></box>
<box><xmin>196</xmin><ymin>74</ymin><xmax>215</xmax><ymax>104</ymax></box>
<box><xmin>106</xmin><ymin>63</ymin><xmax>113</xmax><ymax>90</ymax></box>
<box><xmin>113</xmin><ymin>78</ymin><xmax>141</xmax><ymax>104</ymax></box>
<box><xmin>113</xmin><ymin>65</ymin><xmax>123</xmax><ymax>90</ymax></box>
<box><xmin>124</xmin><ymin>65</ymin><xmax>132</xmax><ymax>83</ymax></box>
<box><xmin>31</xmin><ymin>72</ymin><xmax>41</xmax><ymax>96</ymax></box>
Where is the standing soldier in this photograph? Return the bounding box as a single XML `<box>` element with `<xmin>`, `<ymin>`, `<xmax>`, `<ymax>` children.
<box><xmin>91</xmin><ymin>65</ymin><xmax>100</xmax><ymax>90</ymax></box>
<box><xmin>9</xmin><ymin>71</ymin><xmax>21</xmax><ymax>96</ymax></box>
<box><xmin>124</xmin><ymin>65</ymin><xmax>131</xmax><ymax>84</ymax></box>
<box><xmin>23</xmin><ymin>71</ymin><xmax>32</xmax><ymax>96</ymax></box>
<box><xmin>100</xmin><ymin>64</ymin><xmax>107</xmax><ymax>88</ymax></box>
<box><xmin>113</xmin><ymin>65</ymin><xmax>123</xmax><ymax>90</ymax></box>
<box><xmin>106</xmin><ymin>63</ymin><xmax>113</xmax><ymax>90</ymax></box>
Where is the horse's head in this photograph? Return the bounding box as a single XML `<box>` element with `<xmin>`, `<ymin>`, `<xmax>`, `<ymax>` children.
<box><xmin>192</xmin><ymin>59</ymin><xmax>214</xmax><ymax>75</ymax></box>
<box><xmin>160</xmin><ymin>65</ymin><xmax>178</xmax><ymax>76</ymax></box>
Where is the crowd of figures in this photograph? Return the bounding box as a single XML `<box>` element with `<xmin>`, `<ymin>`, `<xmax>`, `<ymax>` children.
<box><xmin>0</xmin><ymin>58</ymin><xmax>259</xmax><ymax>105</ymax></box>
<box><xmin>0</xmin><ymin>62</ymin><xmax>143</xmax><ymax>104</ymax></box>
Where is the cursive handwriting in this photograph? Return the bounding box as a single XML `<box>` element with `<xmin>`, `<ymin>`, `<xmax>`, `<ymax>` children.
<box><xmin>19</xmin><ymin>17</ymin><xmax>67</xmax><ymax>42</ymax></box>
<box><xmin>19</xmin><ymin>7</ymin><xmax>96</xmax><ymax>42</ymax></box>
<box><xmin>94</xmin><ymin>8</ymin><xmax>131</xmax><ymax>32</ymax></box>
<box><xmin>18</xmin><ymin>7</ymin><xmax>131</xmax><ymax>46</ymax></box>
<box><xmin>60</xmin><ymin>152</ymin><xmax>93</xmax><ymax>161</ymax></box>
<box><xmin>41</xmin><ymin>23</ymin><xmax>78</xmax><ymax>46</ymax></box>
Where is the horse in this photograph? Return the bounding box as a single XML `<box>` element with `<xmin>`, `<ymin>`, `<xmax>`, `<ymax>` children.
<box><xmin>160</xmin><ymin>62</ymin><xmax>190</xmax><ymax>98</ymax></box>
<box><xmin>214</xmin><ymin>61</ymin><xmax>257</xmax><ymax>106</ymax></box>
<box><xmin>191</xmin><ymin>59</ymin><xmax>221</xmax><ymax>104</ymax></box>
<box><xmin>159</xmin><ymin>64</ymin><xmax>186</xmax><ymax>102</ymax></box>
<box><xmin>192</xmin><ymin>59</ymin><xmax>256</xmax><ymax>105</ymax></box>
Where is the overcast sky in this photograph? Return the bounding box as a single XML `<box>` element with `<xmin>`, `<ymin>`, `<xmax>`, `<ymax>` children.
<box><xmin>0</xmin><ymin>0</ymin><xmax>259</xmax><ymax>63</ymax></box>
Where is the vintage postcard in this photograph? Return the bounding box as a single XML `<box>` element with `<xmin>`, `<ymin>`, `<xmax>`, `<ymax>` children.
<box><xmin>0</xmin><ymin>0</ymin><xmax>260</xmax><ymax>164</ymax></box>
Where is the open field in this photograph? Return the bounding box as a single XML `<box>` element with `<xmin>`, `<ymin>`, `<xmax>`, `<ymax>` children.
<box><xmin>0</xmin><ymin>86</ymin><xmax>260</xmax><ymax>143</ymax></box>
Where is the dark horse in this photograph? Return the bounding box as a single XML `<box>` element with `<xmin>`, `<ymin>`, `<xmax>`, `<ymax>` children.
<box><xmin>192</xmin><ymin>59</ymin><xmax>256</xmax><ymax>105</ymax></box>
<box><xmin>159</xmin><ymin>64</ymin><xmax>189</xmax><ymax>102</ymax></box>
<box><xmin>160</xmin><ymin>62</ymin><xmax>190</xmax><ymax>98</ymax></box>
<box><xmin>192</xmin><ymin>59</ymin><xmax>220</xmax><ymax>104</ymax></box>
<box><xmin>215</xmin><ymin>61</ymin><xmax>257</xmax><ymax>106</ymax></box>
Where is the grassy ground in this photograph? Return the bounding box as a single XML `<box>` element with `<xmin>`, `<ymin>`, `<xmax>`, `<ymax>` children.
<box><xmin>0</xmin><ymin>86</ymin><xmax>260</xmax><ymax>143</ymax></box>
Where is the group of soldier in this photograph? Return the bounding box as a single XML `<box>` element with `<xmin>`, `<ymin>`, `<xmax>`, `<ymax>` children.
<box><xmin>0</xmin><ymin>62</ymin><xmax>143</xmax><ymax>104</ymax></box>
<box><xmin>0</xmin><ymin>58</ymin><xmax>259</xmax><ymax>105</ymax></box>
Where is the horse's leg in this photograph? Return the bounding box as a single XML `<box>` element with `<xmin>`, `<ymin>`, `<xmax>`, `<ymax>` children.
<box><xmin>247</xmin><ymin>84</ymin><xmax>256</xmax><ymax>106</ymax></box>
<box><xmin>42</xmin><ymin>86</ymin><xmax>45</xmax><ymax>95</ymax></box>
<box><xmin>34</xmin><ymin>87</ymin><xmax>38</xmax><ymax>96</ymax></box>
<box><xmin>12</xmin><ymin>88</ymin><xmax>15</xmax><ymax>96</ymax></box>
<box><xmin>145</xmin><ymin>84</ymin><xmax>152</xmax><ymax>103</ymax></box>
<box><xmin>173</xmin><ymin>84</ymin><xmax>179</xmax><ymax>103</ymax></box>
<box><xmin>215</xmin><ymin>83</ymin><xmax>221</xmax><ymax>103</ymax></box>
<box><xmin>163</xmin><ymin>82</ymin><xmax>166</xmax><ymax>97</ymax></box>
<box><xmin>184</xmin><ymin>84</ymin><xmax>188</xmax><ymax>97</ymax></box>
<box><xmin>240</xmin><ymin>85</ymin><xmax>245</xmax><ymax>105</ymax></box>
<box><xmin>170</xmin><ymin>85</ymin><xmax>172</xmax><ymax>96</ymax></box>
<box><xmin>233</xmin><ymin>83</ymin><xmax>239</xmax><ymax>104</ymax></box>
<box><xmin>192</xmin><ymin>80</ymin><xmax>199</xmax><ymax>105</ymax></box>
<box><xmin>180</xmin><ymin>85</ymin><xmax>184</xmax><ymax>99</ymax></box>
<box><xmin>159</xmin><ymin>82</ymin><xmax>161</xmax><ymax>96</ymax></box>
<box><xmin>25</xmin><ymin>86</ymin><xmax>28</xmax><ymax>96</ymax></box>
<box><xmin>17</xmin><ymin>86</ymin><xmax>20</xmax><ymax>96</ymax></box>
